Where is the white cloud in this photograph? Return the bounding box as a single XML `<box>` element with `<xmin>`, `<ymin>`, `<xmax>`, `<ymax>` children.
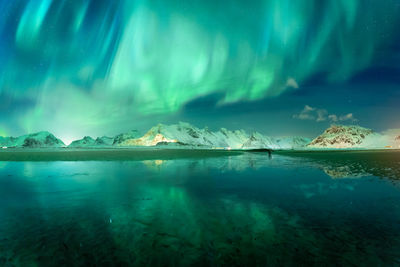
<box><xmin>316</xmin><ymin>109</ymin><xmax>328</xmax><ymax>122</ymax></box>
<box><xmin>339</xmin><ymin>113</ymin><xmax>357</xmax><ymax>122</ymax></box>
<box><xmin>293</xmin><ymin>105</ymin><xmax>358</xmax><ymax>123</ymax></box>
<box><xmin>328</xmin><ymin>114</ymin><xmax>338</xmax><ymax>122</ymax></box>
<box><xmin>286</xmin><ymin>78</ymin><xmax>299</xmax><ymax>89</ymax></box>
<box><xmin>292</xmin><ymin>105</ymin><xmax>316</xmax><ymax>120</ymax></box>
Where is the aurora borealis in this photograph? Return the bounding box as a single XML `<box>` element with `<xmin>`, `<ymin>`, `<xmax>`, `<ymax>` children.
<box><xmin>1</xmin><ymin>0</ymin><xmax>400</xmax><ymax>142</ymax></box>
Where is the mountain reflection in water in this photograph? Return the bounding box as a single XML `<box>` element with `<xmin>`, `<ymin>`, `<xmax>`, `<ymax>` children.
<box><xmin>0</xmin><ymin>150</ymin><xmax>399</xmax><ymax>266</ymax></box>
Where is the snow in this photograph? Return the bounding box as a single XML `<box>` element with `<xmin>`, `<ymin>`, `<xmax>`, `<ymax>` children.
<box><xmin>307</xmin><ymin>125</ymin><xmax>400</xmax><ymax>149</ymax></box>
<box><xmin>116</xmin><ymin>122</ymin><xmax>310</xmax><ymax>150</ymax></box>
<box><xmin>4</xmin><ymin>123</ymin><xmax>396</xmax><ymax>151</ymax></box>
<box><xmin>69</xmin><ymin>136</ymin><xmax>96</xmax><ymax>147</ymax></box>
<box><xmin>112</xmin><ymin>130</ymin><xmax>141</xmax><ymax>145</ymax></box>
<box><xmin>274</xmin><ymin>136</ymin><xmax>313</xmax><ymax>149</ymax></box>
<box><xmin>0</xmin><ymin>131</ymin><xmax>65</xmax><ymax>148</ymax></box>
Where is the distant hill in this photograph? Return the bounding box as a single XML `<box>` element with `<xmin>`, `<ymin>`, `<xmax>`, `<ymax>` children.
<box><xmin>69</xmin><ymin>136</ymin><xmax>114</xmax><ymax>148</ymax></box>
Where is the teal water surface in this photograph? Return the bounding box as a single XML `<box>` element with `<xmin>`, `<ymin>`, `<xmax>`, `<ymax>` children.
<box><xmin>0</xmin><ymin>150</ymin><xmax>400</xmax><ymax>266</ymax></box>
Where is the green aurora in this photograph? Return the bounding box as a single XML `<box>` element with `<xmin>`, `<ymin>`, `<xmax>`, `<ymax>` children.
<box><xmin>0</xmin><ymin>0</ymin><xmax>399</xmax><ymax>141</ymax></box>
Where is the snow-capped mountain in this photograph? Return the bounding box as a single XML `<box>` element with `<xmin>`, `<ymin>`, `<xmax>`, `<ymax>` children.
<box><xmin>112</xmin><ymin>130</ymin><xmax>141</xmax><ymax>145</ymax></box>
<box><xmin>68</xmin><ymin>130</ymin><xmax>140</xmax><ymax>148</ymax></box>
<box><xmin>307</xmin><ymin>125</ymin><xmax>378</xmax><ymax>149</ymax></box>
<box><xmin>69</xmin><ymin>136</ymin><xmax>96</xmax><ymax>147</ymax></box>
<box><xmin>69</xmin><ymin>136</ymin><xmax>114</xmax><ymax>147</ymax></box>
<box><xmin>116</xmin><ymin>122</ymin><xmax>310</xmax><ymax>149</ymax></box>
<box><xmin>118</xmin><ymin>125</ymin><xmax>179</xmax><ymax>147</ymax></box>
<box><xmin>95</xmin><ymin>136</ymin><xmax>114</xmax><ymax>146</ymax></box>
<box><xmin>275</xmin><ymin>136</ymin><xmax>313</xmax><ymax>149</ymax></box>
<box><xmin>241</xmin><ymin>132</ymin><xmax>278</xmax><ymax>149</ymax></box>
<box><xmin>3</xmin><ymin>123</ymin><xmax>397</xmax><ymax>150</ymax></box>
<box><xmin>117</xmin><ymin>122</ymin><xmax>251</xmax><ymax>148</ymax></box>
<box><xmin>0</xmin><ymin>131</ymin><xmax>65</xmax><ymax>148</ymax></box>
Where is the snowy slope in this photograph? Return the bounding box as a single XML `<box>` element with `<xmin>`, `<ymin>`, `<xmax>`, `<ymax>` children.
<box><xmin>69</xmin><ymin>136</ymin><xmax>96</xmax><ymax>147</ymax></box>
<box><xmin>95</xmin><ymin>136</ymin><xmax>114</xmax><ymax>146</ymax></box>
<box><xmin>242</xmin><ymin>132</ymin><xmax>278</xmax><ymax>149</ymax></box>
<box><xmin>112</xmin><ymin>130</ymin><xmax>141</xmax><ymax>145</ymax></box>
<box><xmin>69</xmin><ymin>136</ymin><xmax>114</xmax><ymax>147</ymax></box>
<box><xmin>119</xmin><ymin>123</ymin><xmax>203</xmax><ymax>147</ymax></box>
<box><xmin>117</xmin><ymin>122</ymin><xmax>310</xmax><ymax>149</ymax></box>
<box><xmin>274</xmin><ymin>136</ymin><xmax>312</xmax><ymax>149</ymax></box>
<box><xmin>307</xmin><ymin>125</ymin><xmax>379</xmax><ymax>149</ymax></box>
<box><xmin>118</xmin><ymin>122</ymin><xmax>248</xmax><ymax>148</ymax></box>
<box><xmin>0</xmin><ymin>131</ymin><xmax>65</xmax><ymax>148</ymax></box>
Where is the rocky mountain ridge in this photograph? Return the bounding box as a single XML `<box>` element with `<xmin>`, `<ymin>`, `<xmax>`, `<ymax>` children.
<box><xmin>115</xmin><ymin>122</ymin><xmax>311</xmax><ymax>149</ymax></box>
<box><xmin>308</xmin><ymin>125</ymin><xmax>374</xmax><ymax>148</ymax></box>
<box><xmin>1</xmin><ymin>123</ymin><xmax>398</xmax><ymax>150</ymax></box>
<box><xmin>0</xmin><ymin>131</ymin><xmax>65</xmax><ymax>148</ymax></box>
<box><xmin>307</xmin><ymin>125</ymin><xmax>400</xmax><ymax>149</ymax></box>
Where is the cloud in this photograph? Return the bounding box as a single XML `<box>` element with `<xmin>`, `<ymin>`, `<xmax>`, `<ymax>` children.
<box><xmin>316</xmin><ymin>109</ymin><xmax>328</xmax><ymax>122</ymax></box>
<box><xmin>293</xmin><ymin>105</ymin><xmax>358</xmax><ymax>123</ymax></box>
<box><xmin>292</xmin><ymin>105</ymin><xmax>316</xmax><ymax>120</ymax></box>
<box><xmin>286</xmin><ymin>78</ymin><xmax>299</xmax><ymax>89</ymax></box>
<box><xmin>339</xmin><ymin>113</ymin><xmax>357</xmax><ymax>122</ymax></box>
<box><xmin>328</xmin><ymin>114</ymin><xmax>338</xmax><ymax>122</ymax></box>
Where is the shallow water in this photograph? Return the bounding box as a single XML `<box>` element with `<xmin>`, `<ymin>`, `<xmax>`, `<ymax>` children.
<box><xmin>0</xmin><ymin>150</ymin><xmax>400</xmax><ymax>266</ymax></box>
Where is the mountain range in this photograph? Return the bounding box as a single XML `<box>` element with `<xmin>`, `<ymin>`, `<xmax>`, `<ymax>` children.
<box><xmin>0</xmin><ymin>123</ymin><xmax>398</xmax><ymax>150</ymax></box>
<box><xmin>69</xmin><ymin>122</ymin><xmax>312</xmax><ymax>150</ymax></box>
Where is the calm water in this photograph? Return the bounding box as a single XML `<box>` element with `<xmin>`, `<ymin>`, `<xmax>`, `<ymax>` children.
<box><xmin>0</xmin><ymin>150</ymin><xmax>400</xmax><ymax>266</ymax></box>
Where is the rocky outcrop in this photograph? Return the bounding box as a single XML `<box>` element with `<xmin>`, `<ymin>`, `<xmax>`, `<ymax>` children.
<box><xmin>308</xmin><ymin>125</ymin><xmax>375</xmax><ymax>148</ymax></box>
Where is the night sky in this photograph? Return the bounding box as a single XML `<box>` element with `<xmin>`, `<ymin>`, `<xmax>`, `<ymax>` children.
<box><xmin>1</xmin><ymin>0</ymin><xmax>400</xmax><ymax>143</ymax></box>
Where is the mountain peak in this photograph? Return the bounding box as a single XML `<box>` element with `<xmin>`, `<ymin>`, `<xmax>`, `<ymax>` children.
<box><xmin>308</xmin><ymin>125</ymin><xmax>375</xmax><ymax>148</ymax></box>
<box><xmin>323</xmin><ymin>125</ymin><xmax>373</xmax><ymax>135</ymax></box>
<box><xmin>0</xmin><ymin>131</ymin><xmax>65</xmax><ymax>148</ymax></box>
<box><xmin>112</xmin><ymin>130</ymin><xmax>141</xmax><ymax>145</ymax></box>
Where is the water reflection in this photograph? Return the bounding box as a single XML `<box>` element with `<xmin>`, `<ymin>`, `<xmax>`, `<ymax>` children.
<box><xmin>0</xmin><ymin>151</ymin><xmax>400</xmax><ymax>265</ymax></box>
<box><xmin>140</xmin><ymin>150</ymin><xmax>400</xmax><ymax>180</ymax></box>
<box><xmin>276</xmin><ymin>150</ymin><xmax>400</xmax><ymax>180</ymax></box>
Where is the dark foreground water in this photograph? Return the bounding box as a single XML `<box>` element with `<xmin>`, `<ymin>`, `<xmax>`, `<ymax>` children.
<box><xmin>0</xmin><ymin>150</ymin><xmax>400</xmax><ymax>266</ymax></box>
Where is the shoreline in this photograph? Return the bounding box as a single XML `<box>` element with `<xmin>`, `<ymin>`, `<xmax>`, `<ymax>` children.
<box><xmin>0</xmin><ymin>147</ymin><xmax>398</xmax><ymax>161</ymax></box>
<box><xmin>274</xmin><ymin>148</ymin><xmax>400</xmax><ymax>154</ymax></box>
<box><xmin>0</xmin><ymin>148</ymin><xmax>245</xmax><ymax>161</ymax></box>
